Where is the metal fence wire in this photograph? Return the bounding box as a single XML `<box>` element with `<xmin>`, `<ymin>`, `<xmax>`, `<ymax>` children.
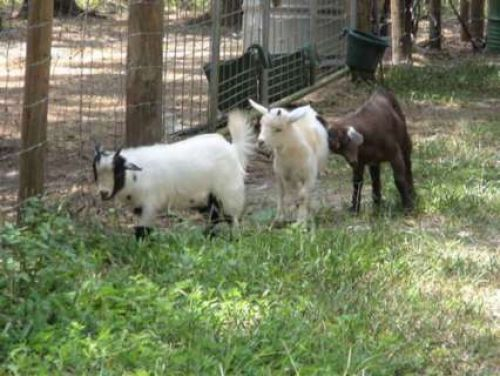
<box><xmin>0</xmin><ymin>0</ymin><xmax>347</xmax><ymax>216</ymax></box>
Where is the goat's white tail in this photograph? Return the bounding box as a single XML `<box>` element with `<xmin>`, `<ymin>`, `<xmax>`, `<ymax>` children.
<box><xmin>227</xmin><ymin>110</ymin><xmax>255</xmax><ymax>170</ymax></box>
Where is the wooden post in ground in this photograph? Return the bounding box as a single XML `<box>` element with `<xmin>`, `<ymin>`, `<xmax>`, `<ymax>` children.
<box><xmin>126</xmin><ymin>0</ymin><xmax>163</xmax><ymax>147</ymax></box>
<box><xmin>429</xmin><ymin>0</ymin><xmax>441</xmax><ymax>49</ymax></box>
<box><xmin>18</xmin><ymin>0</ymin><xmax>54</xmax><ymax>209</ymax></box>
<box><xmin>208</xmin><ymin>0</ymin><xmax>221</xmax><ymax>130</ymax></box>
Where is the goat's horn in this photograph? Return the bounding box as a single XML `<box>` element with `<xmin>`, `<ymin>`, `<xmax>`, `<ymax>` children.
<box><xmin>248</xmin><ymin>99</ymin><xmax>268</xmax><ymax>115</ymax></box>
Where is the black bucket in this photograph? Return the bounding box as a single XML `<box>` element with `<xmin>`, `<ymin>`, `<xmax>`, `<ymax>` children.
<box><xmin>345</xmin><ymin>29</ymin><xmax>389</xmax><ymax>73</ymax></box>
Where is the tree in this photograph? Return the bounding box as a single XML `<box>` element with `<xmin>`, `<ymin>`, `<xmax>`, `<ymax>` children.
<box><xmin>470</xmin><ymin>0</ymin><xmax>485</xmax><ymax>41</ymax></box>
<box><xmin>460</xmin><ymin>0</ymin><xmax>470</xmax><ymax>41</ymax></box>
<box><xmin>356</xmin><ymin>0</ymin><xmax>372</xmax><ymax>32</ymax></box>
<box><xmin>429</xmin><ymin>0</ymin><xmax>441</xmax><ymax>49</ymax></box>
<box><xmin>403</xmin><ymin>0</ymin><xmax>413</xmax><ymax>57</ymax></box>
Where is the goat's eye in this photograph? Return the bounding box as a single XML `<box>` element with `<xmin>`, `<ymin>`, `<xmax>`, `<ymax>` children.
<box><xmin>273</xmin><ymin>128</ymin><xmax>282</xmax><ymax>133</ymax></box>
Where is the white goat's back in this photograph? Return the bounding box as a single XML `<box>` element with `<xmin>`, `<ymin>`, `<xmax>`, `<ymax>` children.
<box><xmin>117</xmin><ymin>134</ymin><xmax>245</xmax><ymax>215</ymax></box>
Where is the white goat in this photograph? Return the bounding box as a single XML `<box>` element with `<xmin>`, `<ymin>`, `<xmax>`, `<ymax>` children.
<box><xmin>93</xmin><ymin>110</ymin><xmax>255</xmax><ymax>239</ymax></box>
<box><xmin>249</xmin><ymin>99</ymin><xmax>329</xmax><ymax>224</ymax></box>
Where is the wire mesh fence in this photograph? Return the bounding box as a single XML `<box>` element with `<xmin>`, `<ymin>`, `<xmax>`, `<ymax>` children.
<box><xmin>0</xmin><ymin>0</ymin><xmax>348</xmax><ymax>218</ymax></box>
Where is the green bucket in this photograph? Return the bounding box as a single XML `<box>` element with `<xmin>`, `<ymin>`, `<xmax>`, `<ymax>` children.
<box><xmin>345</xmin><ymin>29</ymin><xmax>389</xmax><ymax>72</ymax></box>
<box><xmin>486</xmin><ymin>1</ymin><xmax>500</xmax><ymax>53</ymax></box>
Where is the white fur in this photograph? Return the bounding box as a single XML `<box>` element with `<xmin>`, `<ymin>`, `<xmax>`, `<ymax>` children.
<box><xmin>347</xmin><ymin>126</ymin><xmax>364</xmax><ymax>146</ymax></box>
<box><xmin>250</xmin><ymin>100</ymin><xmax>329</xmax><ymax>224</ymax></box>
<box><xmin>95</xmin><ymin>110</ymin><xmax>255</xmax><ymax>229</ymax></box>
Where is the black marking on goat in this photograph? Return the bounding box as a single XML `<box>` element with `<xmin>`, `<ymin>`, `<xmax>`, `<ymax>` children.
<box><xmin>134</xmin><ymin>226</ymin><xmax>152</xmax><ymax>240</ymax></box>
<box><xmin>126</xmin><ymin>195</ymin><xmax>132</xmax><ymax>201</ymax></box>
<box><xmin>133</xmin><ymin>174</ymin><xmax>137</xmax><ymax>182</ymax></box>
<box><xmin>277</xmin><ymin>109</ymin><xmax>282</xmax><ymax>116</ymax></box>
<box><xmin>109</xmin><ymin>154</ymin><xmax>127</xmax><ymax>199</ymax></box>
<box><xmin>316</xmin><ymin>115</ymin><xmax>329</xmax><ymax>129</ymax></box>
<box><xmin>133</xmin><ymin>207</ymin><xmax>143</xmax><ymax>216</ymax></box>
<box><xmin>92</xmin><ymin>153</ymin><xmax>100</xmax><ymax>182</ymax></box>
<box><xmin>253</xmin><ymin>119</ymin><xmax>261</xmax><ymax>135</ymax></box>
<box><xmin>197</xmin><ymin>193</ymin><xmax>233</xmax><ymax>237</ymax></box>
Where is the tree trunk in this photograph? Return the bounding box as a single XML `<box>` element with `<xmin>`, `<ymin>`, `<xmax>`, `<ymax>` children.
<box><xmin>357</xmin><ymin>0</ymin><xmax>372</xmax><ymax>32</ymax></box>
<box><xmin>391</xmin><ymin>0</ymin><xmax>405</xmax><ymax>63</ymax></box>
<box><xmin>460</xmin><ymin>0</ymin><xmax>470</xmax><ymax>41</ymax></box>
<box><xmin>470</xmin><ymin>0</ymin><xmax>485</xmax><ymax>40</ymax></box>
<box><xmin>372</xmin><ymin>0</ymin><xmax>379</xmax><ymax>34</ymax></box>
<box><xmin>402</xmin><ymin>0</ymin><xmax>412</xmax><ymax>59</ymax></box>
<box><xmin>429</xmin><ymin>0</ymin><xmax>441</xmax><ymax>49</ymax></box>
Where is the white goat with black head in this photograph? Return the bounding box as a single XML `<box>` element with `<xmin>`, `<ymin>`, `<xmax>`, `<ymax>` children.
<box><xmin>93</xmin><ymin>111</ymin><xmax>255</xmax><ymax>239</ymax></box>
<box><xmin>249</xmin><ymin>99</ymin><xmax>329</xmax><ymax>224</ymax></box>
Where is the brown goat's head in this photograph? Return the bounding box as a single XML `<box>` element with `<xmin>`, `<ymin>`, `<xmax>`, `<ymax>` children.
<box><xmin>327</xmin><ymin>126</ymin><xmax>364</xmax><ymax>164</ymax></box>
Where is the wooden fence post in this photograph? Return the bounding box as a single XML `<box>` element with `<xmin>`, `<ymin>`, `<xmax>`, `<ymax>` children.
<box><xmin>208</xmin><ymin>0</ymin><xmax>222</xmax><ymax>130</ymax></box>
<box><xmin>18</xmin><ymin>0</ymin><xmax>54</xmax><ymax>209</ymax></box>
<box><xmin>126</xmin><ymin>0</ymin><xmax>164</xmax><ymax>147</ymax></box>
<box><xmin>261</xmin><ymin>0</ymin><xmax>270</xmax><ymax>105</ymax></box>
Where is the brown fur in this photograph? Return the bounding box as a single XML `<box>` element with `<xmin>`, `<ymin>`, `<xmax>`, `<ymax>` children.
<box><xmin>327</xmin><ymin>88</ymin><xmax>415</xmax><ymax>212</ymax></box>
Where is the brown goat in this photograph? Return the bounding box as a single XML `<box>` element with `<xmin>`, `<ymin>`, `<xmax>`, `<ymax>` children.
<box><xmin>327</xmin><ymin>88</ymin><xmax>414</xmax><ymax>212</ymax></box>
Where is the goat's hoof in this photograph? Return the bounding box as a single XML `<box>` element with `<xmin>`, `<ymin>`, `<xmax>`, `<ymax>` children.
<box><xmin>134</xmin><ymin>226</ymin><xmax>153</xmax><ymax>241</ymax></box>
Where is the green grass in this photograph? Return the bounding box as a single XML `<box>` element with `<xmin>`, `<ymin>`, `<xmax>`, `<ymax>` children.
<box><xmin>2</xmin><ymin>62</ymin><xmax>500</xmax><ymax>374</ymax></box>
<box><xmin>1</xmin><ymin>203</ymin><xmax>498</xmax><ymax>375</ymax></box>
<box><xmin>385</xmin><ymin>60</ymin><xmax>500</xmax><ymax>103</ymax></box>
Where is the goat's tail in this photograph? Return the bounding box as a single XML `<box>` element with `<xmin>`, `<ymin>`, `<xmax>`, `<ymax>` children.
<box><xmin>227</xmin><ymin>110</ymin><xmax>255</xmax><ymax>170</ymax></box>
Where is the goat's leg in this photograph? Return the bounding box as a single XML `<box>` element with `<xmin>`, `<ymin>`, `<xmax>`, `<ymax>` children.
<box><xmin>351</xmin><ymin>163</ymin><xmax>365</xmax><ymax>212</ymax></box>
<box><xmin>274</xmin><ymin>176</ymin><xmax>286</xmax><ymax>223</ymax></box>
<box><xmin>403</xmin><ymin>150</ymin><xmax>415</xmax><ymax>198</ymax></box>
<box><xmin>390</xmin><ymin>153</ymin><xmax>413</xmax><ymax>212</ymax></box>
<box><xmin>296</xmin><ymin>184</ymin><xmax>311</xmax><ymax>224</ymax></box>
<box><xmin>135</xmin><ymin>205</ymin><xmax>155</xmax><ymax>240</ymax></box>
<box><xmin>369</xmin><ymin>164</ymin><xmax>382</xmax><ymax>206</ymax></box>
<box><xmin>204</xmin><ymin>193</ymin><xmax>225</xmax><ymax>238</ymax></box>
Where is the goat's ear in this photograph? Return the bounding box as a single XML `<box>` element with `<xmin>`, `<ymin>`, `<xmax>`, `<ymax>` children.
<box><xmin>347</xmin><ymin>126</ymin><xmax>364</xmax><ymax>146</ymax></box>
<box><xmin>124</xmin><ymin>162</ymin><xmax>142</xmax><ymax>171</ymax></box>
<box><xmin>249</xmin><ymin>99</ymin><xmax>268</xmax><ymax>115</ymax></box>
<box><xmin>287</xmin><ymin>105</ymin><xmax>310</xmax><ymax>123</ymax></box>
